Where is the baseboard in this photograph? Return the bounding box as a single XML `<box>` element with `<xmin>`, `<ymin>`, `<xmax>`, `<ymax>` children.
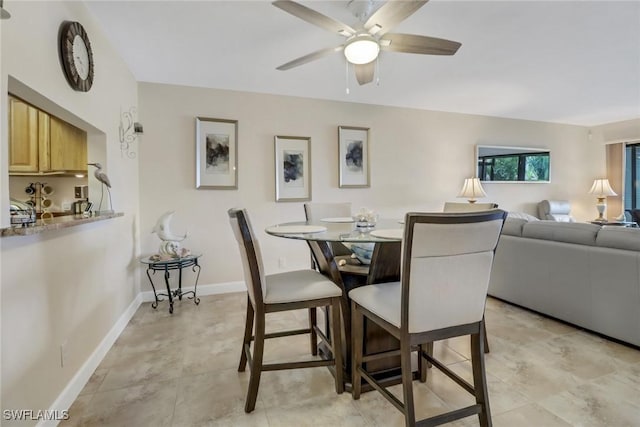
<box><xmin>38</xmin><ymin>293</ymin><xmax>143</xmax><ymax>427</ymax></box>
<box><xmin>41</xmin><ymin>281</ymin><xmax>246</xmax><ymax>426</ymax></box>
<box><xmin>140</xmin><ymin>281</ymin><xmax>246</xmax><ymax>302</ymax></box>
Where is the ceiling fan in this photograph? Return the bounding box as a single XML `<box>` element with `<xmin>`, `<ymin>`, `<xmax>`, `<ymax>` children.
<box><xmin>272</xmin><ymin>0</ymin><xmax>461</xmax><ymax>85</ymax></box>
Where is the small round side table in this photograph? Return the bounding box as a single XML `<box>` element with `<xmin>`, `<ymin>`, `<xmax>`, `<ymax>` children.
<box><xmin>141</xmin><ymin>254</ymin><xmax>201</xmax><ymax>313</ymax></box>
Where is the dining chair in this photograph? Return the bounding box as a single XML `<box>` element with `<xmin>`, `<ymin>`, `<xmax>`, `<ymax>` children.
<box><xmin>303</xmin><ymin>202</ymin><xmax>369</xmax><ymax>277</ymax></box>
<box><xmin>350</xmin><ymin>210</ymin><xmax>507</xmax><ymax>427</ymax></box>
<box><xmin>443</xmin><ymin>202</ymin><xmax>497</xmax><ymax>353</ymax></box>
<box><xmin>228</xmin><ymin>208</ymin><xmax>344</xmax><ymax>413</ymax></box>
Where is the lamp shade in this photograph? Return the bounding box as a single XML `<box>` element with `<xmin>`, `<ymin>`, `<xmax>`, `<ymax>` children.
<box><xmin>344</xmin><ymin>34</ymin><xmax>380</xmax><ymax>65</ymax></box>
<box><xmin>458</xmin><ymin>178</ymin><xmax>487</xmax><ymax>202</ymax></box>
<box><xmin>589</xmin><ymin>179</ymin><xmax>617</xmax><ymax>197</ymax></box>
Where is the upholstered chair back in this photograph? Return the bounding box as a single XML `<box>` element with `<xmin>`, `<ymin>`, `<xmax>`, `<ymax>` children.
<box><xmin>443</xmin><ymin>202</ymin><xmax>498</xmax><ymax>212</ymax></box>
<box><xmin>538</xmin><ymin>200</ymin><xmax>575</xmax><ymax>222</ymax></box>
<box><xmin>304</xmin><ymin>202</ymin><xmax>352</xmax><ymax>222</ymax></box>
<box><xmin>402</xmin><ymin>211</ymin><xmax>506</xmax><ymax>333</ymax></box>
<box><xmin>228</xmin><ymin>208</ymin><xmax>266</xmax><ymax>307</ymax></box>
<box><xmin>304</xmin><ymin>202</ymin><xmax>354</xmax><ymax>258</ymax></box>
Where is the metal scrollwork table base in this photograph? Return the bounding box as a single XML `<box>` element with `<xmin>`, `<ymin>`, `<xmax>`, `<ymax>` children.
<box><xmin>141</xmin><ymin>254</ymin><xmax>202</xmax><ymax>314</ymax></box>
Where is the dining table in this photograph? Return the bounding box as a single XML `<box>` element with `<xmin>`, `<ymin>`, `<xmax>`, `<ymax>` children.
<box><xmin>265</xmin><ymin>217</ymin><xmax>407</xmax><ymax>391</ymax></box>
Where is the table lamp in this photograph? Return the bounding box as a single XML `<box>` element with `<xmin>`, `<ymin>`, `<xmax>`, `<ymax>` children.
<box><xmin>589</xmin><ymin>178</ymin><xmax>617</xmax><ymax>222</ymax></box>
<box><xmin>458</xmin><ymin>177</ymin><xmax>487</xmax><ymax>203</ymax></box>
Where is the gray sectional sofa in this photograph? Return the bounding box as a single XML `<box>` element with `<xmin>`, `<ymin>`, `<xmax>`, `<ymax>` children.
<box><xmin>489</xmin><ymin>219</ymin><xmax>640</xmax><ymax>347</ymax></box>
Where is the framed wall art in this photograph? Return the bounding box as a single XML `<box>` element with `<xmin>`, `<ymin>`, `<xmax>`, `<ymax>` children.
<box><xmin>338</xmin><ymin>126</ymin><xmax>370</xmax><ymax>188</ymax></box>
<box><xmin>274</xmin><ymin>135</ymin><xmax>311</xmax><ymax>202</ymax></box>
<box><xmin>195</xmin><ymin>117</ymin><xmax>238</xmax><ymax>189</ymax></box>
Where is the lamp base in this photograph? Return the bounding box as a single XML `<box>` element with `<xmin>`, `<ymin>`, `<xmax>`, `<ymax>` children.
<box><xmin>595</xmin><ymin>197</ymin><xmax>606</xmax><ymax>222</ymax></box>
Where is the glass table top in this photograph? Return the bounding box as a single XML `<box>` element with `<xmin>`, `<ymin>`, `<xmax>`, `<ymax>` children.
<box><xmin>140</xmin><ymin>254</ymin><xmax>202</xmax><ymax>265</ymax></box>
<box><xmin>265</xmin><ymin>219</ymin><xmax>404</xmax><ymax>243</ymax></box>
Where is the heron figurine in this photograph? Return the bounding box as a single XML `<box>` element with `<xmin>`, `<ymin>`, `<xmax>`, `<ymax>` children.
<box><xmin>88</xmin><ymin>162</ymin><xmax>113</xmax><ymax>212</ymax></box>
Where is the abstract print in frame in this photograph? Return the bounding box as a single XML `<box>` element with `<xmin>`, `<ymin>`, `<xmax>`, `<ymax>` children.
<box><xmin>196</xmin><ymin>117</ymin><xmax>238</xmax><ymax>189</ymax></box>
<box><xmin>275</xmin><ymin>135</ymin><xmax>311</xmax><ymax>202</ymax></box>
<box><xmin>338</xmin><ymin>126</ymin><xmax>370</xmax><ymax>188</ymax></box>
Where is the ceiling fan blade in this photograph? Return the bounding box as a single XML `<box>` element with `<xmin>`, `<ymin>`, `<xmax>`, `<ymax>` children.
<box><xmin>272</xmin><ymin>1</ymin><xmax>355</xmax><ymax>36</ymax></box>
<box><xmin>276</xmin><ymin>46</ymin><xmax>343</xmax><ymax>71</ymax></box>
<box><xmin>381</xmin><ymin>33</ymin><xmax>461</xmax><ymax>55</ymax></box>
<box><xmin>364</xmin><ymin>0</ymin><xmax>429</xmax><ymax>36</ymax></box>
<box><xmin>354</xmin><ymin>62</ymin><xmax>375</xmax><ymax>85</ymax></box>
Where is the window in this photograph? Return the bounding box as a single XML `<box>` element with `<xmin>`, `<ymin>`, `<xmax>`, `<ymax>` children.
<box><xmin>624</xmin><ymin>143</ymin><xmax>640</xmax><ymax>210</ymax></box>
<box><xmin>478</xmin><ymin>152</ymin><xmax>550</xmax><ymax>182</ymax></box>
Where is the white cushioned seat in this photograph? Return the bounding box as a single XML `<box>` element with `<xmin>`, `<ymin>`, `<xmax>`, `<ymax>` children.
<box><xmin>538</xmin><ymin>200</ymin><xmax>575</xmax><ymax>222</ymax></box>
<box><xmin>265</xmin><ymin>270</ymin><xmax>343</xmax><ymax>304</ymax></box>
<box><xmin>350</xmin><ymin>282</ymin><xmax>401</xmax><ymax>328</ymax></box>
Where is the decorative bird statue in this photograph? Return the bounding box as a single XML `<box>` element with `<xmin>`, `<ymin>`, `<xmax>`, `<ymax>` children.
<box><xmin>88</xmin><ymin>162</ymin><xmax>113</xmax><ymax>213</ymax></box>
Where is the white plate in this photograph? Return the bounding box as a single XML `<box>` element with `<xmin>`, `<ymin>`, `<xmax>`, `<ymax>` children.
<box><xmin>370</xmin><ymin>229</ymin><xmax>404</xmax><ymax>240</ymax></box>
<box><xmin>266</xmin><ymin>225</ymin><xmax>327</xmax><ymax>234</ymax></box>
<box><xmin>320</xmin><ymin>217</ymin><xmax>355</xmax><ymax>223</ymax></box>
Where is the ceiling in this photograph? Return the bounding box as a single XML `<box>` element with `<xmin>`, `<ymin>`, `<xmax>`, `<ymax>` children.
<box><xmin>84</xmin><ymin>0</ymin><xmax>640</xmax><ymax>127</ymax></box>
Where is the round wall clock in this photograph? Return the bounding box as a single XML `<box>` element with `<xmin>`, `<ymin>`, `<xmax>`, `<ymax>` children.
<box><xmin>59</xmin><ymin>21</ymin><xmax>94</xmax><ymax>92</ymax></box>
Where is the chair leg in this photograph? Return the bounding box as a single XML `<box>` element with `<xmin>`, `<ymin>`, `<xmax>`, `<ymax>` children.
<box><xmin>245</xmin><ymin>312</ymin><xmax>265</xmax><ymax>413</ymax></box>
<box><xmin>418</xmin><ymin>342</ymin><xmax>434</xmax><ymax>380</ymax></box>
<box><xmin>309</xmin><ymin>307</ymin><xmax>318</xmax><ymax>356</ymax></box>
<box><xmin>329</xmin><ymin>298</ymin><xmax>344</xmax><ymax>393</ymax></box>
<box><xmin>351</xmin><ymin>301</ymin><xmax>364</xmax><ymax>400</ymax></box>
<box><xmin>471</xmin><ymin>323</ymin><xmax>492</xmax><ymax>427</ymax></box>
<box><xmin>484</xmin><ymin>328</ymin><xmax>490</xmax><ymax>354</ymax></box>
<box><xmin>238</xmin><ymin>295</ymin><xmax>254</xmax><ymax>372</ymax></box>
<box><xmin>400</xmin><ymin>338</ymin><xmax>416</xmax><ymax>427</ymax></box>
<box><xmin>483</xmin><ymin>314</ymin><xmax>490</xmax><ymax>354</ymax></box>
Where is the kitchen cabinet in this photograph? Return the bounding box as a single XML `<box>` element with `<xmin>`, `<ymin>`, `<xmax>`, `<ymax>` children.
<box><xmin>8</xmin><ymin>96</ymin><xmax>87</xmax><ymax>175</ymax></box>
<box><xmin>50</xmin><ymin>116</ymin><xmax>87</xmax><ymax>172</ymax></box>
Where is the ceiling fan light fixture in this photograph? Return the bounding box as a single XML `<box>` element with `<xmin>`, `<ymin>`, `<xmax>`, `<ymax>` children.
<box><xmin>344</xmin><ymin>34</ymin><xmax>380</xmax><ymax>65</ymax></box>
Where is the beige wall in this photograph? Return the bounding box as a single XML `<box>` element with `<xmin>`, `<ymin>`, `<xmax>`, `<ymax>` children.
<box><xmin>139</xmin><ymin>82</ymin><xmax>601</xmax><ymax>288</ymax></box>
<box><xmin>1</xmin><ymin>1</ymin><xmax>140</xmax><ymax>423</ymax></box>
<box><xmin>592</xmin><ymin>118</ymin><xmax>640</xmax><ymax>144</ymax></box>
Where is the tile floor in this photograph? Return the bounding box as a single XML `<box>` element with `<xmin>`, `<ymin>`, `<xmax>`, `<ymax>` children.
<box><xmin>61</xmin><ymin>293</ymin><xmax>640</xmax><ymax>426</ymax></box>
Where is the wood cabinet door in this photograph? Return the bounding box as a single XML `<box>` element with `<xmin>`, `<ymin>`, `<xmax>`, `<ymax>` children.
<box><xmin>49</xmin><ymin>116</ymin><xmax>88</xmax><ymax>172</ymax></box>
<box><xmin>8</xmin><ymin>97</ymin><xmax>39</xmax><ymax>172</ymax></box>
<box><xmin>38</xmin><ymin>111</ymin><xmax>51</xmax><ymax>172</ymax></box>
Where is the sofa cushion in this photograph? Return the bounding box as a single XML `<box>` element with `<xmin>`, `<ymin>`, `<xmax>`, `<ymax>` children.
<box><xmin>596</xmin><ymin>227</ymin><xmax>640</xmax><ymax>251</ymax></box>
<box><xmin>522</xmin><ymin>221</ymin><xmax>600</xmax><ymax>246</ymax></box>
<box><xmin>507</xmin><ymin>211</ymin><xmax>539</xmax><ymax>222</ymax></box>
<box><xmin>502</xmin><ymin>218</ymin><xmax>527</xmax><ymax>236</ymax></box>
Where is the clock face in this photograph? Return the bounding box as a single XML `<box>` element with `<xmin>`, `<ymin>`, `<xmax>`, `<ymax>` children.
<box><xmin>60</xmin><ymin>21</ymin><xmax>94</xmax><ymax>92</ymax></box>
<box><xmin>72</xmin><ymin>35</ymin><xmax>90</xmax><ymax>80</ymax></box>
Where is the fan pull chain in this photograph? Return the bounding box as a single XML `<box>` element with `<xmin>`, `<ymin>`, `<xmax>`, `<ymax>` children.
<box><xmin>375</xmin><ymin>57</ymin><xmax>380</xmax><ymax>86</ymax></box>
<box><xmin>345</xmin><ymin>61</ymin><xmax>350</xmax><ymax>95</ymax></box>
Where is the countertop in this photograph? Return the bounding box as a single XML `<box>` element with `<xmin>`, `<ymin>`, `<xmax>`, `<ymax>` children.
<box><xmin>1</xmin><ymin>212</ymin><xmax>124</xmax><ymax>237</ymax></box>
